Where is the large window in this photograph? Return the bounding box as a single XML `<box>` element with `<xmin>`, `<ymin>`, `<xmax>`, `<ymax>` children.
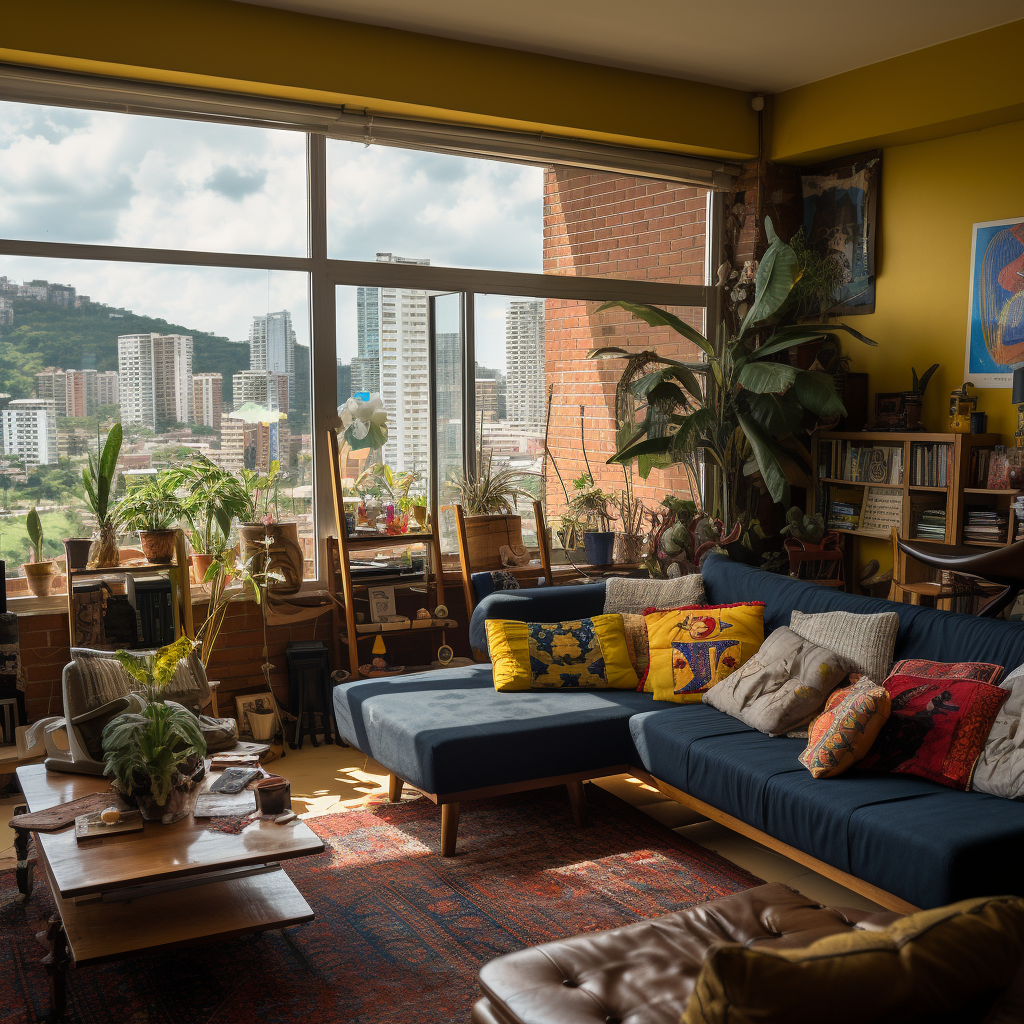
<box><xmin>0</xmin><ymin>90</ymin><xmax>714</xmax><ymax>598</ymax></box>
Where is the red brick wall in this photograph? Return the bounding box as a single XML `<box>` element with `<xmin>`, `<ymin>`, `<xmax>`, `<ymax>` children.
<box><xmin>543</xmin><ymin>168</ymin><xmax>708</xmax><ymax>518</ymax></box>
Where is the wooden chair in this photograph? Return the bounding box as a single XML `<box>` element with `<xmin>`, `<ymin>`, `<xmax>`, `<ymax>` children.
<box><xmin>887</xmin><ymin>528</ymin><xmax>988</xmax><ymax>612</ymax></box>
<box><xmin>783</xmin><ymin>534</ymin><xmax>845</xmax><ymax>588</ymax></box>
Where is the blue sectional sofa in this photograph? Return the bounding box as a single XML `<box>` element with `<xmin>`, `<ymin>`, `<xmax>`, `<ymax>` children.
<box><xmin>333</xmin><ymin>554</ymin><xmax>1024</xmax><ymax>910</ymax></box>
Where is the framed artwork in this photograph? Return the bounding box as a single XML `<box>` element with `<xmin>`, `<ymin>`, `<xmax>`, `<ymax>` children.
<box><xmin>367</xmin><ymin>585</ymin><xmax>397</xmax><ymax>623</ymax></box>
<box><xmin>234</xmin><ymin>693</ymin><xmax>276</xmax><ymax>737</ymax></box>
<box><xmin>964</xmin><ymin>217</ymin><xmax>1024</xmax><ymax>387</ymax></box>
<box><xmin>874</xmin><ymin>392</ymin><xmax>906</xmax><ymax>430</ymax></box>
<box><xmin>800</xmin><ymin>151</ymin><xmax>880</xmax><ymax>316</ymax></box>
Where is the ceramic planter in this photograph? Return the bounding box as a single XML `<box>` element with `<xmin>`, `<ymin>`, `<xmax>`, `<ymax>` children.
<box><xmin>463</xmin><ymin>514</ymin><xmax>522</xmax><ymax>571</ymax></box>
<box><xmin>139</xmin><ymin>529</ymin><xmax>177</xmax><ymax>564</ymax></box>
<box><xmin>583</xmin><ymin>531</ymin><xmax>616</xmax><ymax>566</ymax></box>
<box><xmin>190</xmin><ymin>552</ymin><xmax>217</xmax><ymax>585</ymax></box>
<box><xmin>239</xmin><ymin>521</ymin><xmax>304</xmax><ymax>595</ymax></box>
<box><xmin>62</xmin><ymin>538</ymin><xmax>93</xmax><ymax>572</ymax></box>
<box><xmin>22</xmin><ymin>560</ymin><xmax>56</xmax><ymax>598</ymax></box>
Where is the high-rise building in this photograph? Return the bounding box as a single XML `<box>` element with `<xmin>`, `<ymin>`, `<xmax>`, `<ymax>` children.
<box><xmin>36</xmin><ymin>367</ymin><xmax>119</xmax><ymax>418</ymax></box>
<box><xmin>249</xmin><ymin>311</ymin><xmax>296</xmax><ymax>407</ymax></box>
<box><xmin>192</xmin><ymin>373</ymin><xmax>223</xmax><ymax>432</ymax></box>
<box><xmin>336</xmin><ymin>361</ymin><xmax>352</xmax><ymax>406</ymax></box>
<box><xmin>119</xmin><ymin>334</ymin><xmax>192</xmax><ymax>429</ymax></box>
<box><xmin>0</xmin><ymin>297</ymin><xmax>12</xmax><ymax>327</ymax></box>
<box><xmin>95</xmin><ymin>371</ymin><xmax>119</xmax><ymax>409</ymax></box>
<box><xmin>354</xmin><ymin>285</ymin><xmax>381</xmax><ymax>395</ymax></box>
<box><xmin>505</xmin><ymin>300</ymin><xmax>546</xmax><ymax>425</ymax></box>
<box><xmin>2</xmin><ymin>399</ymin><xmax>58</xmax><ymax>467</ymax></box>
<box><xmin>232</xmin><ymin>370</ymin><xmax>288</xmax><ymax>414</ymax></box>
<box><xmin>357</xmin><ymin>254</ymin><xmax>433</xmax><ymax>476</ymax></box>
<box><xmin>475</xmin><ymin>378</ymin><xmax>499</xmax><ymax>423</ymax></box>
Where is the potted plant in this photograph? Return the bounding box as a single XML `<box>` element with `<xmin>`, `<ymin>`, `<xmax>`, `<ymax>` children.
<box><xmin>81</xmin><ymin>423</ymin><xmax>122</xmax><ymax>568</ymax></box>
<box><xmin>113</xmin><ymin>473</ymin><xmax>181</xmax><ymax>563</ymax></box>
<box><xmin>566</xmin><ymin>474</ymin><xmax>618</xmax><ymax>565</ymax></box>
<box><xmin>237</xmin><ymin>461</ymin><xmax>304</xmax><ymax>595</ymax></box>
<box><xmin>356</xmin><ymin>462</ymin><xmax>419</xmax><ymax>534</ymax></box>
<box><xmin>451</xmin><ymin>437</ymin><xmax>532</xmax><ymax>570</ymax></box>
<box><xmin>22</xmin><ymin>508</ymin><xmax>56</xmax><ymax>597</ymax></box>
<box><xmin>166</xmin><ymin>454</ymin><xmax>247</xmax><ymax>584</ymax></box>
<box><xmin>904</xmin><ymin>364</ymin><xmax>939</xmax><ymax>431</ymax></box>
<box><xmin>101</xmin><ymin>636</ymin><xmax>206</xmax><ymax>824</ymax></box>
<box><xmin>612</xmin><ymin>473</ymin><xmax>646</xmax><ymax>564</ymax></box>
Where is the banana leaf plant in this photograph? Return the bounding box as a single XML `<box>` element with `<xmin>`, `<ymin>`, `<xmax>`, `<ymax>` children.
<box><xmin>590</xmin><ymin>218</ymin><xmax>878</xmax><ymax>529</ymax></box>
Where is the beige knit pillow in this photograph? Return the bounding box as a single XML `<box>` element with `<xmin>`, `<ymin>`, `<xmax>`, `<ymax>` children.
<box><xmin>789</xmin><ymin>609</ymin><xmax>899</xmax><ymax>684</ymax></box>
<box><xmin>604</xmin><ymin>574</ymin><xmax>705</xmax><ymax>614</ymax></box>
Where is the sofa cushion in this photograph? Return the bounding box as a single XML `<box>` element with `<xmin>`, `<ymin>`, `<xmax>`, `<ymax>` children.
<box><xmin>629</xmin><ymin>703</ymin><xmax>1024</xmax><ymax>908</ymax></box>
<box><xmin>790</xmin><ymin>608</ymin><xmax>898</xmax><ymax>683</ymax></box>
<box><xmin>473</xmin><ymin>882</ymin><xmax>901</xmax><ymax>1024</ymax></box>
<box><xmin>603</xmin><ymin>574</ymin><xmax>705</xmax><ymax>614</ymax></box>
<box><xmin>332</xmin><ymin>664</ymin><xmax>665</xmax><ymax>794</ymax></box>
<box><xmin>974</xmin><ymin>663</ymin><xmax>1024</xmax><ymax>799</ymax></box>
<box><xmin>703</xmin><ymin>626</ymin><xmax>850</xmax><ymax>736</ymax></box>
<box><xmin>486</xmin><ymin>614</ymin><xmax>638</xmax><ymax>691</ymax></box>
<box><xmin>684</xmin><ymin>894</ymin><xmax>1024</xmax><ymax>1024</ymax></box>
<box><xmin>799</xmin><ymin>680</ymin><xmax>891</xmax><ymax>778</ymax></box>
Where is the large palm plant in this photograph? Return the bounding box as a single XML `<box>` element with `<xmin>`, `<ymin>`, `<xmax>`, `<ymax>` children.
<box><xmin>591</xmin><ymin>219</ymin><xmax>877</xmax><ymax>528</ymax></box>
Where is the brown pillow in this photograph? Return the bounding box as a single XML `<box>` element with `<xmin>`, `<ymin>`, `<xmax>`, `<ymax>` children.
<box><xmin>683</xmin><ymin>895</ymin><xmax>1024</xmax><ymax>1024</ymax></box>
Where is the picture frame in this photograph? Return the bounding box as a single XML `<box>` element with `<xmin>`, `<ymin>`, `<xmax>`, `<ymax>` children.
<box><xmin>234</xmin><ymin>693</ymin><xmax>276</xmax><ymax>738</ymax></box>
<box><xmin>367</xmin><ymin>585</ymin><xmax>397</xmax><ymax>623</ymax></box>
<box><xmin>874</xmin><ymin>392</ymin><xmax>906</xmax><ymax>430</ymax></box>
<box><xmin>964</xmin><ymin>216</ymin><xmax>1024</xmax><ymax>388</ymax></box>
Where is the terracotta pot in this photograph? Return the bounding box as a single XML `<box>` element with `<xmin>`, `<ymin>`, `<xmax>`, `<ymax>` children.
<box><xmin>463</xmin><ymin>514</ymin><xmax>523</xmax><ymax>571</ymax></box>
<box><xmin>22</xmin><ymin>560</ymin><xmax>56</xmax><ymax>598</ymax></box>
<box><xmin>63</xmin><ymin>538</ymin><xmax>93</xmax><ymax>572</ymax></box>
<box><xmin>139</xmin><ymin>529</ymin><xmax>177</xmax><ymax>564</ymax></box>
<box><xmin>190</xmin><ymin>552</ymin><xmax>217</xmax><ymax>585</ymax></box>
<box><xmin>238</xmin><ymin>521</ymin><xmax>303</xmax><ymax>595</ymax></box>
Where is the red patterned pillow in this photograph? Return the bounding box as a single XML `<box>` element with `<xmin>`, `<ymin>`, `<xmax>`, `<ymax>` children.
<box><xmin>858</xmin><ymin>673</ymin><xmax>1009</xmax><ymax>790</ymax></box>
<box><xmin>889</xmin><ymin>659</ymin><xmax>1004</xmax><ymax>685</ymax></box>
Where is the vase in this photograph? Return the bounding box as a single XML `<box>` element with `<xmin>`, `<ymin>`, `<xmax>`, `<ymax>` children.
<box><xmin>62</xmin><ymin>538</ymin><xmax>93</xmax><ymax>572</ymax></box>
<box><xmin>88</xmin><ymin>522</ymin><xmax>120</xmax><ymax>568</ymax></box>
<box><xmin>190</xmin><ymin>552</ymin><xmax>216</xmax><ymax>586</ymax></box>
<box><xmin>134</xmin><ymin>763</ymin><xmax>205</xmax><ymax>824</ymax></box>
<box><xmin>22</xmin><ymin>561</ymin><xmax>56</xmax><ymax>598</ymax></box>
<box><xmin>583</xmin><ymin>531</ymin><xmax>616</xmax><ymax>566</ymax></box>
<box><xmin>238</xmin><ymin>521</ymin><xmax>304</xmax><ymax>595</ymax></box>
<box><xmin>140</xmin><ymin>529</ymin><xmax>177</xmax><ymax>564</ymax></box>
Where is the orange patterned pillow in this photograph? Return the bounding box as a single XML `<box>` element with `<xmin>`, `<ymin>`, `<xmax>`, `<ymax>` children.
<box><xmin>799</xmin><ymin>680</ymin><xmax>891</xmax><ymax>778</ymax></box>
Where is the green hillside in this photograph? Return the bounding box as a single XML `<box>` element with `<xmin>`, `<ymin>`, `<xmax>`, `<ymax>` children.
<box><xmin>0</xmin><ymin>296</ymin><xmax>250</xmax><ymax>402</ymax></box>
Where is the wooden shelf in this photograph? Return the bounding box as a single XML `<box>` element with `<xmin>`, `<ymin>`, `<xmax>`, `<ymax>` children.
<box><xmin>963</xmin><ymin>488</ymin><xmax>1017</xmax><ymax>495</ymax></box>
<box><xmin>340</xmin><ymin>621</ymin><xmax>456</xmax><ymax>644</ymax></box>
<box><xmin>69</xmin><ymin>562</ymin><xmax>181</xmax><ymax>578</ymax></box>
<box><xmin>343</xmin><ymin>533</ymin><xmax>432</xmax><ymax>550</ymax></box>
<box><xmin>963</xmin><ymin>540</ymin><xmax>1006</xmax><ymax>548</ymax></box>
<box><xmin>908</xmin><ymin>485</ymin><xmax>948</xmax><ymax>493</ymax></box>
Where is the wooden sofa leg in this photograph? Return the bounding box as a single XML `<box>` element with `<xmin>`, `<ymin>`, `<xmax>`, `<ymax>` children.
<box><xmin>441</xmin><ymin>802</ymin><xmax>460</xmax><ymax>856</ymax></box>
<box><xmin>567</xmin><ymin>780</ymin><xmax>587</xmax><ymax>826</ymax></box>
<box><xmin>388</xmin><ymin>774</ymin><xmax>404</xmax><ymax>803</ymax></box>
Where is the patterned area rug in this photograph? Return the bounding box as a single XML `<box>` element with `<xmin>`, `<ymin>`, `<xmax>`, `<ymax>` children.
<box><xmin>0</xmin><ymin>786</ymin><xmax>762</xmax><ymax>1023</ymax></box>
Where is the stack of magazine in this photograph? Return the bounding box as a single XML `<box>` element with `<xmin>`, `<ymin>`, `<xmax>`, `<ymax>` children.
<box><xmin>964</xmin><ymin>508</ymin><xmax>1008</xmax><ymax>545</ymax></box>
<box><xmin>914</xmin><ymin>508</ymin><xmax>947</xmax><ymax>540</ymax></box>
<box><xmin>827</xmin><ymin>501</ymin><xmax>861</xmax><ymax>531</ymax></box>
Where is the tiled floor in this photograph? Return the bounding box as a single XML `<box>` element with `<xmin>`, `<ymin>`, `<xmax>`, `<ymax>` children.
<box><xmin>0</xmin><ymin>741</ymin><xmax>885</xmax><ymax>913</ymax></box>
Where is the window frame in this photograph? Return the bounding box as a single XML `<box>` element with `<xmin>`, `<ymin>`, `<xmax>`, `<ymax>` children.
<box><xmin>0</xmin><ymin>119</ymin><xmax>719</xmax><ymax>609</ymax></box>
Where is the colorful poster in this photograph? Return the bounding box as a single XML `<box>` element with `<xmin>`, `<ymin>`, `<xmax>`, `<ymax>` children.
<box><xmin>964</xmin><ymin>217</ymin><xmax>1024</xmax><ymax>387</ymax></box>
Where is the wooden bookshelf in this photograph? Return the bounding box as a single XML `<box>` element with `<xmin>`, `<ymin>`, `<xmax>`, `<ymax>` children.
<box><xmin>812</xmin><ymin>431</ymin><xmax>1012</xmax><ymax>589</ymax></box>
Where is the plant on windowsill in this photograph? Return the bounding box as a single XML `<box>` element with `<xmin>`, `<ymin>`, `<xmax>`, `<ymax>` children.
<box><xmin>112</xmin><ymin>472</ymin><xmax>182</xmax><ymax>564</ymax></box>
<box><xmin>565</xmin><ymin>473</ymin><xmax>618</xmax><ymax>566</ymax></box>
<box><xmin>237</xmin><ymin>461</ymin><xmax>303</xmax><ymax>596</ymax></box>
<box><xmin>451</xmin><ymin>424</ymin><xmax>533</xmax><ymax>570</ymax></box>
<box><xmin>22</xmin><ymin>508</ymin><xmax>56</xmax><ymax>598</ymax></box>
<box><xmin>101</xmin><ymin>636</ymin><xmax>206</xmax><ymax>824</ymax></box>
<box><xmin>81</xmin><ymin>423</ymin><xmax>123</xmax><ymax>569</ymax></box>
<box><xmin>612</xmin><ymin>469</ymin><xmax>647</xmax><ymax>565</ymax></box>
<box><xmin>355</xmin><ymin>462</ymin><xmax>419</xmax><ymax>535</ymax></box>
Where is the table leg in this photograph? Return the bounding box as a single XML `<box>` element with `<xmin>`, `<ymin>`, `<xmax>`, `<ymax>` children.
<box><xmin>12</xmin><ymin>805</ymin><xmax>33</xmax><ymax>902</ymax></box>
<box><xmin>39</xmin><ymin>914</ymin><xmax>70</xmax><ymax>1022</ymax></box>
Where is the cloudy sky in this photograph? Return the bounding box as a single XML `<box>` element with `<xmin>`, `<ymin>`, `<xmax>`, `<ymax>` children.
<box><xmin>0</xmin><ymin>100</ymin><xmax>543</xmax><ymax>366</ymax></box>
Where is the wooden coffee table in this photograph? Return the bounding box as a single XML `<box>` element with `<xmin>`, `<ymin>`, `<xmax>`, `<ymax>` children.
<box><xmin>13</xmin><ymin>764</ymin><xmax>325</xmax><ymax>1021</ymax></box>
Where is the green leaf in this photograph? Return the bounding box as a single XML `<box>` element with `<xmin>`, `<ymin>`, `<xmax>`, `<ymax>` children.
<box><xmin>737</xmin><ymin>412</ymin><xmax>790</xmax><ymax>505</ymax></box>
<box><xmin>746</xmin><ymin>392</ymin><xmax>805</xmax><ymax>437</ymax></box>
<box><xmin>751</xmin><ymin>332</ymin><xmax>829</xmax><ymax>359</ymax></box>
<box><xmin>739</xmin><ymin>220</ymin><xmax>800</xmax><ymax>336</ymax></box>
<box><xmin>737</xmin><ymin>361</ymin><xmax>798</xmax><ymax>394</ymax></box>
<box><xmin>586</xmin><ymin>347</ymin><xmax>634</xmax><ymax>360</ymax></box>
<box><xmin>595</xmin><ymin>301</ymin><xmax>714</xmax><ymax>357</ymax></box>
<box><xmin>609</xmin><ymin>436</ymin><xmax>673</xmax><ymax>464</ymax></box>
<box><xmin>794</xmin><ymin>371</ymin><xmax>847</xmax><ymax>418</ymax></box>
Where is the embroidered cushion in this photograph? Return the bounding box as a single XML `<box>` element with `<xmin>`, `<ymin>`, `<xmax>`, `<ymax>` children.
<box><xmin>703</xmin><ymin>626</ymin><xmax>851</xmax><ymax>736</ymax></box>
<box><xmin>683</xmin><ymin>895</ymin><xmax>1024</xmax><ymax>1024</ymax></box>
<box><xmin>799</xmin><ymin>678</ymin><xmax>891</xmax><ymax>778</ymax></box>
<box><xmin>486</xmin><ymin>614</ymin><xmax>638</xmax><ymax>692</ymax></box>
<box><xmin>889</xmin><ymin>659</ymin><xmax>1003</xmax><ymax>685</ymax></box>
<box><xmin>790</xmin><ymin>608</ymin><xmax>899</xmax><ymax>683</ymax></box>
<box><xmin>643</xmin><ymin>603</ymin><xmax>764</xmax><ymax>704</ymax></box>
<box><xmin>858</xmin><ymin>671</ymin><xmax>1010</xmax><ymax>790</ymax></box>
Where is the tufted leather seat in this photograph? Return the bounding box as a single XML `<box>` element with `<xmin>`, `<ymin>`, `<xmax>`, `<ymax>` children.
<box><xmin>471</xmin><ymin>883</ymin><xmax>901</xmax><ymax>1024</ymax></box>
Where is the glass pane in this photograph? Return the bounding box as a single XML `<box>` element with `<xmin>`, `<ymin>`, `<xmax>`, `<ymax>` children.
<box><xmin>544</xmin><ymin>169</ymin><xmax>708</xmax><ymax>284</ymax></box>
<box><xmin>327</xmin><ymin>142</ymin><xmax>542</xmax><ymax>272</ymax></box>
<box><xmin>434</xmin><ymin>293</ymin><xmax>464</xmax><ymax>504</ymax></box>
<box><xmin>0</xmin><ymin>101</ymin><xmax>307</xmax><ymax>255</ymax></box>
<box><xmin>0</xmin><ymin>257</ymin><xmax>313</xmax><ymax>589</ymax></box>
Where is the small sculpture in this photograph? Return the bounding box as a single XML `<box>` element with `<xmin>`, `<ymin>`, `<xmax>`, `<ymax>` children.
<box><xmin>415</xmin><ymin>607</ymin><xmax>431</xmax><ymax>619</ymax></box>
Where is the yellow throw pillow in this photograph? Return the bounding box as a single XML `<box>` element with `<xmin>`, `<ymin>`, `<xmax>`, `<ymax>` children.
<box><xmin>486</xmin><ymin>614</ymin><xmax>639</xmax><ymax>692</ymax></box>
<box><xmin>643</xmin><ymin>603</ymin><xmax>764</xmax><ymax>703</ymax></box>
<box><xmin>683</xmin><ymin>895</ymin><xmax>1024</xmax><ymax>1024</ymax></box>
<box><xmin>799</xmin><ymin>678</ymin><xmax>891</xmax><ymax>778</ymax></box>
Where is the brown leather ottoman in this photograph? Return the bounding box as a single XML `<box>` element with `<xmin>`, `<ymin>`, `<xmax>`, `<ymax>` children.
<box><xmin>471</xmin><ymin>883</ymin><xmax>901</xmax><ymax>1024</ymax></box>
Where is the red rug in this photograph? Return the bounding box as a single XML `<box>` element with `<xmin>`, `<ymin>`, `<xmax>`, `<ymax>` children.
<box><xmin>0</xmin><ymin>786</ymin><xmax>762</xmax><ymax>1023</ymax></box>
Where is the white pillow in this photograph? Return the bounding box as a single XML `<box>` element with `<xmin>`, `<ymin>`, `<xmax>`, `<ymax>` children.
<box><xmin>972</xmin><ymin>662</ymin><xmax>1024</xmax><ymax>799</ymax></box>
<box><xmin>789</xmin><ymin>609</ymin><xmax>899</xmax><ymax>684</ymax></box>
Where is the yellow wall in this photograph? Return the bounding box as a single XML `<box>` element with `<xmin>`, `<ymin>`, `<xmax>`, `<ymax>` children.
<box><xmin>1</xmin><ymin>0</ymin><xmax>758</xmax><ymax>161</ymax></box>
<box><xmin>772</xmin><ymin>20</ymin><xmax>1024</xmax><ymax>164</ymax></box>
